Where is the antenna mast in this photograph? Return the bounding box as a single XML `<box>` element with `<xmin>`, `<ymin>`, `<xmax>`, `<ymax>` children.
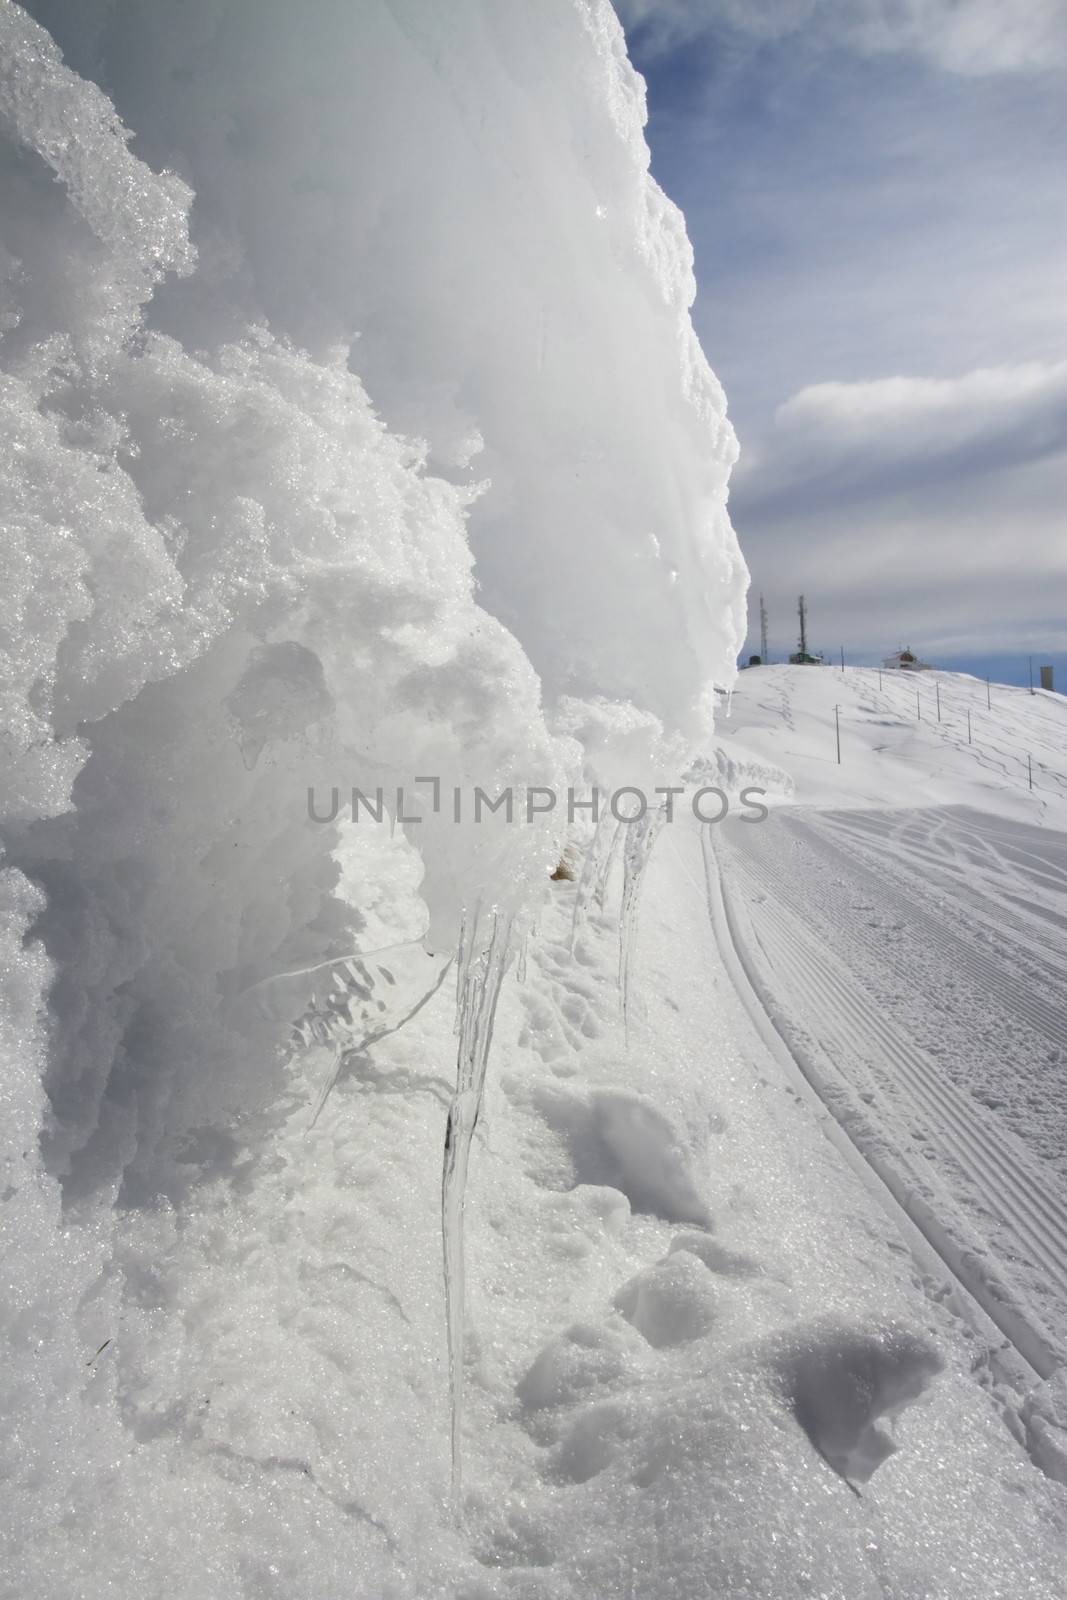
<box><xmin>797</xmin><ymin>594</ymin><xmax>808</xmax><ymax>658</ymax></box>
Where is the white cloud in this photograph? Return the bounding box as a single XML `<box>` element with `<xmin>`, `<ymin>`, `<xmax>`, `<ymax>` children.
<box><xmin>739</xmin><ymin>458</ymin><xmax>1067</xmax><ymax>656</ymax></box>
<box><xmin>613</xmin><ymin>0</ymin><xmax>1067</xmax><ymax>656</ymax></box>
<box><xmin>735</xmin><ymin>361</ymin><xmax>1067</xmax><ymax>509</ymax></box>
<box><xmin>730</xmin><ymin>365</ymin><xmax>1067</xmax><ymax>655</ymax></box>
<box><xmin>615</xmin><ymin>0</ymin><xmax>1067</xmax><ymax>76</ymax></box>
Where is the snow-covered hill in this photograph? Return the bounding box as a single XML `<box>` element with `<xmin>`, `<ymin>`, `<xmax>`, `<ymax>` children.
<box><xmin>723</xmin><ymin>662</ymin><xmax>1067</xmax><ymax>820</ymax></box>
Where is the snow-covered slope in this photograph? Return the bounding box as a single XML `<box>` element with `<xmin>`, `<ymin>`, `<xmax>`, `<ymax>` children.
<box><xmin>722</xmin><ymin>663</ymin><xmax>1067</xmax><ymax>821</ymax></box>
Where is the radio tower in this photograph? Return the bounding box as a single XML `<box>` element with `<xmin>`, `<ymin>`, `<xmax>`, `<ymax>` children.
<box><xmin>797</xmin><ymin>594</ymin><xmax>808</xmax><ymax>658</ymax></box>
<box><xmin>759</xmin><ymin>594</ymin><xmax>769</xmax><ymax>663</ymax></box>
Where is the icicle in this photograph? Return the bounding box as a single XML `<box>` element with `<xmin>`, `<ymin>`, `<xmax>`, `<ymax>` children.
<box><xmin>453</xmin><ymin>909</ymin><xmax>469</xmax><ymax>1035</ymax></box>
<box><xmin>441</xmin><ymin>907</ymin><xmax>515</xmax><ymax>1506</ymax></box>
<box><xmin>595</xmin><ymin>818</ymin><xmax>625</xmax><ymax>910</ymax></box>
<box><xmin>570</xmin><ymin>811</ymin><xmax>618</xmax><ymax>950</ymax></box>
<box><xmin>617</xmin><ymin>808</ymin><xmax>665</xmax><ymax>1035</ymax></box>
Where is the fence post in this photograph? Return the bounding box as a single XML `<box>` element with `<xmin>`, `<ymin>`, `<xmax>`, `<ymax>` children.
<box><xmin>835</xmin><ymin>704</ymin><xmax>841</xmax><ymax>765</ymax></box>
<box><xmin>916</xmin><ymin>688</ymin><xmax>921</xmax><ymax>721</ymax></box>
<box><xmin>1028</xmin><ymin>753</ymin><xmax>1033</xmax><ymax>791</ymax></box>
<box><xmin>967</xmin><ymin>709</ymin><xmax>972</xmax><ymax>745</ymax></box>
<box><xmin>936</xmin><ymin>681</ymin><xmax>941</xmax><ymax>722</ymax></box>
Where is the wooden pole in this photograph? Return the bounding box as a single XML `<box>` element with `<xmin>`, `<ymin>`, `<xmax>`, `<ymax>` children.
<box><xmin>835</xmin><ymin>704</ymin><xmax>841</xmax><ymax>765</ymax></box>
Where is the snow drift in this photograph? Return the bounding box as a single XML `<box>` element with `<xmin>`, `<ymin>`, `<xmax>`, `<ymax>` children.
<box><xmin>1</xmin><ymin>0</ymin><xmax>745</xmax><ymax>1180</ymax></box>
<box><xmin>0</xmin><ymin>0</ymin><xmax>745</xmax><ymax>1586</ymax></box>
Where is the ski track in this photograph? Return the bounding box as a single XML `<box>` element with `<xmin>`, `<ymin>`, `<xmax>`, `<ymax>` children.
<box><xmin>713</xmin><ymin>803</ymin><xmax>1067</xmax><ymax>1380</ymax></box>
<box><xmin>471</xmin><ymin>822</ymin><xmax>1067</xmax><ymax>1594</ymax></box>
<box><xmin>729</xmin><ymin>808</ymin><xmax>1067</xmax><ymax>1118</ymax></box>
<box><xmin>819</xmin><ymin>808</ymin><xmax>1067</xmax><ymax>988</ymax></box>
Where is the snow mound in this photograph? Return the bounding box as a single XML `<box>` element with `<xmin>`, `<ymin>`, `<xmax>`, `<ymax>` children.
<box><xmin>1</xmin><ymin>0</ymin><xmax>746</xmax><ymax>1190</ymax></box>
<box><xmin>2</xmin><ymin>2</ymin><xmax>747</xmax><ymax>1591</ymax></box>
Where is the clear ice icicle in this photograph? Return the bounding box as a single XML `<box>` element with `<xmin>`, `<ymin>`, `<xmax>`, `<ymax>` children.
<box><xmin>596</xmin><ymin>819</ymin><xmax>625</xmax><ymax>911</ymax></box>
<box><xmin>618</xmin><ymin>808</ymin><xmax>665</xmax><ymax>1034</ymax></box>
<box><xmin>570</xmin><ymin>811</ymin><xmax>623</xmax><ymax>950</ymax></box>
<box><xmin>441</xmin><ymin>907</ymin><xmax>515</xmax><ymax>1505</ymax></box>
<box><xmin>570</xmin><ymin>807</ymin><xmax>663</xmax><ymax>1028</ymax></box>
<box><xmin>454</xmin><ymin>910</ymin><xmax>469</xmax><ymax>1034</ymax></box>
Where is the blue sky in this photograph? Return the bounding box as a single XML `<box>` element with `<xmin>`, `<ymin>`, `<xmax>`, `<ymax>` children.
<box><xmin>614</xmin><ymin>1</ymin><xmax>1067</xmax><ymax>673</ymax></box>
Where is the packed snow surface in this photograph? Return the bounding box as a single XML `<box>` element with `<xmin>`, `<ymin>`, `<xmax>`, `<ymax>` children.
<box><xmin>716</xmin><ymin>666</ymin><xmax>1067</xmax><ymax>1436</ymax></box>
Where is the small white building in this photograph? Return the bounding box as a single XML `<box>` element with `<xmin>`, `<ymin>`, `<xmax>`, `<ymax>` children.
<box><xmin>883</xmin><ymin>647</ymin><xmax>933</xmax><ymax>672</ymax></box>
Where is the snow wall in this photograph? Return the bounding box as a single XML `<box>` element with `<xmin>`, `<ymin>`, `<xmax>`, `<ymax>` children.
<box><xmin>2</xmin><ymin>0</ymin><xmax>746</xmax><ymax>1188</ymax></box>
<box><xmin>0</xmin><ymin>0</ymin><xmax>746</xmax><ymax>1532</ymax></box>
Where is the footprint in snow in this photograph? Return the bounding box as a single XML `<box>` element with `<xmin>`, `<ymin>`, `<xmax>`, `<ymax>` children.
<box><xmin>528</xmin><ymin>1083</ymin><xmax>712</xmax><ymax>1228</ymax></box>
<box><xmin>517</xmin><ymin>1319</ymin><xmax>646</xmax><ymax>1420</ymax></box>
<box><xmin>613</xmin><ymin>1252</ymin><xmax>718</xmax><ymax>1349</ymax></box>
<box><xmin>764</xmin><ymin>1317</ymin><xmax>943</xmax><ymax>1486</ymax></box>
<box><xmin>668</xmin><ymin>1230</ymin><xmax>763</xmax><ymax>1279</ymax></box>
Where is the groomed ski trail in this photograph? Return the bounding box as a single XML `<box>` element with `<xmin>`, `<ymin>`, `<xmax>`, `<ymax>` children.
<box><xmin>703</xmin><ymin>818</ymin><xmax>1067</xmax><ymax>1390</ymax></box>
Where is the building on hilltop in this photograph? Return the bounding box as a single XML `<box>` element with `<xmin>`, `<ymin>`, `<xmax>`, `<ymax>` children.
<box><xmin>883</xmin><ymin>646</ymin><xmax>934</xmax><ymax>671</ymax></box>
